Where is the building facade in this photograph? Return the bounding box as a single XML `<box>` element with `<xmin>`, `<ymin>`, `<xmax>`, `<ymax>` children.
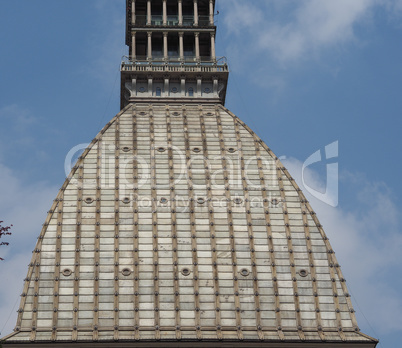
<box><xmin>2</xmin><ymin>1</ymin><xmax>378</xmax><ymax>347</ymax></box>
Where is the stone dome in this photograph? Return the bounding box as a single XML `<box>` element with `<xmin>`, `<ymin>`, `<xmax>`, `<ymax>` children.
<box><xmin>2</xmin><ymin>103</ymin><xmax>378</xmax><ymax>347</ymax></box>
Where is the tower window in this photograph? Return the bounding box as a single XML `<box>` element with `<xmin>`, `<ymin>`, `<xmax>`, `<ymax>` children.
<box><xmin>198</xmin><ymin>1</ymin><xmax>210</xmax><ymax>25</ymax></box>
<box><xmin>199</xmin><ymin>33</ymin><xmax>212</xmax><ymax>60</ymax></box>
<box><xmin>184</xmin><ymin>34</ymin><xmax>195</xmax><ymax>57</ymax></box>
<box><xmin>151</xmin><ymin>0</ymin><xmax>163</xmax><ymax>25</ymax></box>
<box><xmin>188</xmin><ymin>88</ymin><xmax>194</xmax><ymax>97</ymax></box>
<box><xmin>183</xmin><ymin>1</ymin><xmax>194</xmax><ymax>26</ymax></box>
<box><xmin>134</xmin><ymin>1</ymin><xmax>146</xmax><ymax>26</ymax></box>
<box><xmin>135</xmin><ymin>32</ymin><xmax>147</xmax><ymax>59</ymax></box>
<box><xmin>168</xmin><ymin>34</ymin><xmax>179</xmax><ymax>57</ymax></box>
<box><xmin>156</xmin><ymin>87</ymin><xmax>161</xmax><ymax>97</ymax></box>
<box><xmin>167</xmin><ymin>0</ymin><xmax>179</xmax><ymax>25</ymax></box>
<box><xmin>152</xmin><ymin>34</ymin><xmax>163</xmax><ymax>58</ymax></box>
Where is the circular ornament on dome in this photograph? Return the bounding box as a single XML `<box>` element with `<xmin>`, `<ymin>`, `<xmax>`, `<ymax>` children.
<box><xmin>271</xmin><ymin>198</ymin><xmax>280</xmax><ymax>206</ymax></box>
<box><xmin>122</xmin><ymin>197</ymin><xmax>130</xmax><ymax>204</ymax></box>
<box><xmin>197</xmin><ymin>198</ymin><xmax>205</xmax><ymax>205</ymax></box>
<box><xmin>85</xmin><ymin>197</ymin><xmax>94</xmax><ymax>205</ymax></box>
<box><xmin>160</xmin><ymin>197</ymin><xmax>168</xmax><ymax>204</ymax></box>
<box><xmin>62</xmin><ymin>269</ymin><xmax>73</xmax><ymax>277</ymax></box>
<box><xmin>298</xmin><ymin>269</ymin><xmax>308</xmax><ymax>277</ymax></box>
<box><xmin>157</xmin><ymin>147</ymin><xmax>166</xmax><ymax>153</ymax></box>
<box><xmin>228</xmin><ymin>148</ymin><xmax>237</xmax><ymax>153</ymax></box>
<box><xmin>172</xmin><ymin>111</ymin><xmax>181</xmax><ymax>117</ymax></box>
<box><xmin>204</xmin><ymin>87</ymin><xmax>211</xmax><ymax>94</ymax></box>
<box><xmin>234</xmin><ymin>198</ymin><xmax>243</xmax><ymax>205</ymax></box>
<box><xmin>138</xmin><ymin>87</ymin><xmax>146</xmax><ymax>93</ymax></box>
<box><xmin>122</xmin><ymin>147</ymin><xmax>131</xmax><ymax>152</ymax></box>
<box><xmin>171</xmin><ymin>87</ymin><xmax>179</xmax><ymax>93</ymax></box>
<box><xmin>240</xmin><ymin>269</ymin><xmax>250</xmax><ymax>277</ymax></box>
<box><xmin>193</xmin><ymin>147</ymin><xmax>201</xmax><ymax>153</ymax></box>
<box><xmin>181</xmin><ymin>268</ymin><xmax>191</xmax><ymax>276</ymax></box>
<box><xmin>121</xmin><ymin>268</ymin><xmax>132</xmax><ymax>277</ymax></box>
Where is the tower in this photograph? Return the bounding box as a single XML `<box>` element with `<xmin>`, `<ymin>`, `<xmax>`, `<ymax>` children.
<box><xmin>2</xmin><ymin>1</ymin><xmax>378</xmax><ymax>347</ymax></box>
<box><xmin>121</xmin><ymin>0</ymin><xmax>228</xmax><ymax>108</ymax></box>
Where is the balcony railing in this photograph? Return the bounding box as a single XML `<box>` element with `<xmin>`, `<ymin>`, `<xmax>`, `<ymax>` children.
<box><xmin>151</xmin><ymin>15</ymin><xmax>163</xmax><ymax>26</ymax></box>
<box><xmin>131</xmin><ymin>15</ymin><xmax>213</xmax><ymax>27</ymax></box>
<box><xmin>167</xmin><ymin>15</ymin><xmax>179</xmax><ymax>26</ymax></box>
<box><xmin>182</xmin><ymin>15</ymin><xmax>194</xmax><ymax>26</ymax></box>
<box><xmin>198</xmin><ymin>16</ymin><xmax>211</xmax><ymax>26</ymax></box>
<box><xmin>121</xmin><ymin>56</ymin><xmax>228</xmax><ymax>73</ymax></box>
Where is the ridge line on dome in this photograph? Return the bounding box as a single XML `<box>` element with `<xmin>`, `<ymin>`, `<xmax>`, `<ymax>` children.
<box><xmin>165</xmin><ymin>107</ymin><xmax>182</xmax><ymax>340</ymax></box>
<box><xmin>249</xmin><ymin>121</ymin><xmax>283</xmax><ymax>338</ymax></box>
<box><xmin>215</xmin><ymin>107</ymin><xmax>243</xmax><ymax>340</ymax></box>
<box><xmin>231</xmin><ymin>114</ymin><xmax>266</xmax><ymax>339</ymax></box>
<box><xmin>274</xmin><ymin>146</ymin><xmax>305</xmax><ymax>340</ymax></box>
<box><xmin>149</xmin><ymin>104</ymin><xmax>162</xmax><ymax>340</ymax></box>
<box><xmin>132</xmin><ymin>103</ymin><xmax>141</xmax><ymax>340</ymax></box>
<box><xmin>198</xmin><ymin>107</ymin><xmax>221</xmax><ymax>339</ymax></box>
<box><xmin>181</xmin><ymin>106</ymin><xmax>203</xmax><ymax>340</ymax></box>
<box><xmin>356</xmin><ymin>331</ymin><xmax>379</xmax><ymax>342</ymax></box>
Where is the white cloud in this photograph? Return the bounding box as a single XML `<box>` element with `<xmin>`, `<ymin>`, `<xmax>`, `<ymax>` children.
<box><xmin>283</xmin><ymin>156</ymin><xmax>402</xmax><ymax>337</ymax></box>
<box><xmin>221</xmin><ymin>0</ymin><xmax>394</xmax><ymax>65</ymax></box>
<box><xmin>0</xmin><ymin>161</ymin><xmax>58</xmax><ymax>336</ymax></box>
<box><xmin>221</xmin><ymin>1</ymin><xmax>263</xmax><ymax>35</ymax></box>
<box><xmin>382</xmin><ymin>0</ymin><xmax>402</xmax><ymax>12</ymax></box>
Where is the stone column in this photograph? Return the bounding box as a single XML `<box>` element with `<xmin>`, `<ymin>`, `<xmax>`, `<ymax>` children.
<box><xmin>181</xmin><ymin>75</ymin><xmax>186</xmax><ymax>97</ymax></box>
<box><xmin>147</xmin><ymin>32</ymin><xmax>152</xmax><ymax>59</ymax></box>
<box><xmin>195</xmin><ymin>32</ymin><xmax>200</xmax><ymax>60</ymax></box>
<box><xmin>147</xmin><ymin>0</ymin><xmax>152</xmax><ymax>25</ymax></box>
<box><xmin>132</xmin><ymin>76</ymin><xmax>137</xmax><ymax>97</ymax></box>
<box><xmin>178</xmin><ymin>0</ymin><xmax>183</xmax><ymax>26</ymax></box>
<box><xmin>148</xmin><ymin>75</ymin><xmax>153</xmax><ymax>97</ymax></box>
<box><xmin>194</xmin><ymin>0</ymin><xmax>199</xmax><ymax>26</ymax></box>
<box><xmin>210</xmin><ymin>33</ymin><xmax>216</xmax><ymax>60</ymax></box>
<box><xmin>196</xmin><ymin>75</ymin><xmax>202</xmax><ymax>97</ymax></box>
<box><xmin>132</xmin><ymin>0</ymin><xmax>136</xmax><ymax>25</ymax></box>
<box><xmin>131</xmin><ymin>32</ymin><xmax>136</xmax><ymax>59</ymax></box>
<box><xmin>164</xmin><ymin>74</ymin><xmax>170</xmax><ymax>97</ymax></box>
<box><xmin>163</xmin><ymin>32</ymin><xmax>168</xmax><ymax>60</ymax></box>
<box><xmin>213</xmin><ymin>76</ymin><xmax>218</xmax><ymax>97</ymax></box>
<box><xmin>209</xmin><ymin>0</ymin><xmax>214</xmax><ymax>25</ymax></box>
<box><xmin>179</xmin><ymin>32</ymin><xmax>184</xmax><ymax>60</ymax></box>
<box><xmin>162</xmin><ymin>0</ymin><xmax>167</xmax><ymax>25</ymax></box>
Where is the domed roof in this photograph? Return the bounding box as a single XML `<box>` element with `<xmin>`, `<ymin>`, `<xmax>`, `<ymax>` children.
<box><xmin>2</xmin><ymin>103</ymin><xmax>377</xmax><ymax>347</ymax></box>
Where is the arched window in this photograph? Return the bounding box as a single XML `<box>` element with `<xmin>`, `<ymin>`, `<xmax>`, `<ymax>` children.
<box><xmin>156</xmin><ymin>87</ymin><xmax>161</xmax><ymax>97</ymax></box>
<box><xmin>188</xmin><ymin>87</ymin><xmax>194</xmax><ymax>97</ymax></box>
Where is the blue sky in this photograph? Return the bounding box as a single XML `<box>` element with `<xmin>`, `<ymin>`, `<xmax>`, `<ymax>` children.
<box><xmin>1</xmin><ymin>1</ymin><xmax>401</xmax><ymax>346</ymax></box>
